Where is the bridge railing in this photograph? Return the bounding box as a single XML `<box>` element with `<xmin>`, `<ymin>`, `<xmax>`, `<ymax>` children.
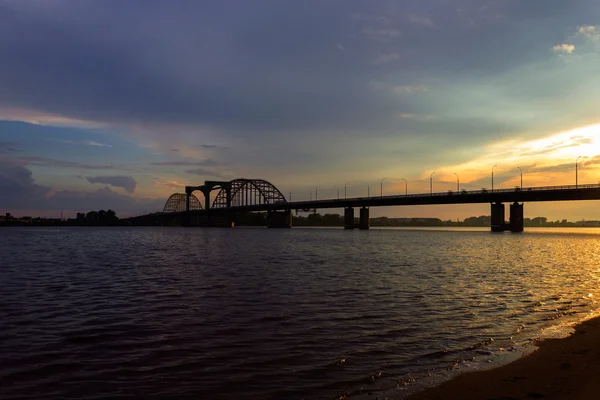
<box><xmin>315</xmin><ymin>183</ymin><xmax>600</xmax><ymax>202</ymax></box>
<box><xmin>399</xmin><ymin>183</ymin><xmax>600</xmax><ymax>199</ymax></box>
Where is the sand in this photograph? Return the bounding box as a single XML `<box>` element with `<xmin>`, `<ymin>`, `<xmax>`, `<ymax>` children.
<box><xmin>406</xmin><ymin>316</ymin><xmax>600</xmax><ymax>400</ymax></box>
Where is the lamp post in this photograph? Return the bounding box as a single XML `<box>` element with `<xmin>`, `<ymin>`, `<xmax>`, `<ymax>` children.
<box><xmin>380</xmin><ymin>177</ymin><xmax>387</xmax><ymax>197</ymax></box>
<box><xmin>453</xmin><ymin>173</ymin><xmax>459</xmax><ymax>192</ymax></box>
<box><xmin>335</xmin><ymin>186</ymin><xmax>340</xmax><ymax>199</ymax></box>
<box><xmin>344</xmin><ymin>181</ymin><xmax>351</xmax><ymax>199</ymax></box>
<box><xmin>315</xmin><ymin>186</ymin><xmax>321</xmax><ymax>201</ymax></box>
<box><xmin>492</xmin><ymin>165</ymin><xmax>497</xmax><ymax>192</ymax></box>
<box><xmin>576</xmin><ymin>156</ymin><xmax>582</xmax><ymax>188</ymax></box>
<box><xmin>430</xmin><ymin>172</ymin><xmax>435</xmax><ymax>195</ymax></box>
<box><xmin>365</xmin><ymin>183</ymin><xmax>371</xmax><ymax>197</ymax></box>
<box><xmin>402</xmin><ymin>178</ymin><xmax>408</xmax><ymax>195</ymax></box>
<box><xmin>517</xmin><ymin>166</ymin><xmax>523</xmax><ymax>189</ymax></box>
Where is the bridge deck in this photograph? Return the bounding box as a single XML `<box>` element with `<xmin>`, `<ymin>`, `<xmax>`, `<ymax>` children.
<box><xmin>174</xmin><ymin>184</ymin><xmax>600</xmax><ymax>215</ymax></box>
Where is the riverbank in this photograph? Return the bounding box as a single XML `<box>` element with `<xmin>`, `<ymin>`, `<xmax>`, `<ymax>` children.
<box><xmin>406</xmin><ymin>315</ymin><xmax>600</xmax><ymax>400</ymax></box>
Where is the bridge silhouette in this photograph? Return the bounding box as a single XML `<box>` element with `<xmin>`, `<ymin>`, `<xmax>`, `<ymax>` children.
<box><xmin>160</xmin><ymin>178</ymin><xmax>600</xmax><ymax>232</ymax></box>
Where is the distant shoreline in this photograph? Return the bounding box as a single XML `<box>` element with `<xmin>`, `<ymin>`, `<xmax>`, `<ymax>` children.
<box><xmin>2</xmin><ymin>211</ymin><xmax>600</xmax><ymax>228</ymax></box>
<box><xmin>2</xmin><ymin>222</ymin><xmax>600</xmax><ymax>229</ymax></box>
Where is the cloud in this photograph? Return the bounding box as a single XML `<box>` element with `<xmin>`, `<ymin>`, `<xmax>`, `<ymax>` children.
<box><xmin>373</xmin><ymin>53</ymin><xmax>400</xmax><ymax>64</ymax></box>
<box><xmin>58</xmin><ymin>139</ymin><xmax>112</xmax><ymax>147</ymax></box>
<box><xmin>0</xmin><ymin>107</ymin><xmax>105</xmax><ymax>128</ymax></box>
<box><xmin>552</xmin><ymin>43</ymin><xmax>575</xmax><ymax>54</ymax></box>
<box><xmin>369</xmin><ymin>81</ymin><xmax>428</xmax><ymax>94</ymax></box>
<box><xmin>20</xmin><ymin>156</ymin><xmax>116</xmax><ymax>170</ymax></box>
<box><xmin>409</xmin><ymin>15</ymin><xmax>434</xmax><ymax>28</ymax></box>
<box><xmin>185</xmin><ymin>168</ymin><xmax>224</xmax><ymax>178</ymax></box>
<box><xmin>0</xmin><ymin>0</ymin><xmax>595</xmax><ymax>147</ymax></box>
<box><xmin>527</xmin><ymin>162</ymin><xmax>578</xmax><ymax>174</ymax></box>
<box><xmin>392</xmin><ymin>85</ymin><xmax>428</xmax><ymax>94</ymax></box>
<box><xmin>150</xmin><ymin>159</ymin><xmax>218</xmax><ymax>167</ymax></box>
<box><xmin>45</xmin><ymin>186</ymin><xmax>163</xmax><ymax>216</ymax></box>
<box><xmin>0</xmin><ymin>159</ymin><xmax>51</xmax><ymax>207</ymax></box>
<box><xmin>398</xmin><ymin>113</ymin><xmax>434</xmax><ymax>121</ymax></box>
<box><xmin>583</xmin><ymin>155</ymin><xmax>600</xmax><ymax>167</ymax></box>
<box><xmin>520</xmin><ymin>136</ymin><xmax>593</xmax><ymax>157</ymax></box>
<box><xmin>352</xmin><ymin>13</ymin><xmax>388</xmax><ymax>25</ymax></box>
<box><xmin>0</xmin><ymin>159</ymin><xmax>160</xmax><ymax>216</ymax></box>
<box><xmin>577</xmin><ymin>25</ymin><xmax>599</xmax><ymax>40</ymax></box>
<box><xmin>0</xmin><ymin>141</ymin><xmax>23</xmax><ymax>153</ymax></box>
<box><xmin>196</xmin><ymin>144</ymin><xmax>228</xmax><ymax>150</ymax></box>
<box><xmin>86</xmin><ymin>175</ymin><xmax>137</xmax><ymax>193</ymax></box>
<box><xmin>362</xmin><ymin>27</ymin><xmax>401</xmax><ymax>40</ymax></box>
<box><xmin>336</xmin><ymin>43</ymin><xmax>347</xmax><ymax>52</ymax></box>
<box><xmin>154</xmin><ymin>180</ymin><xmax>185</xmax><ymax>190</ymax></box>
<box><xmin>1</xmin><ymin>0</ymin><xmax>600</xmax><ymax>194</ymax></box>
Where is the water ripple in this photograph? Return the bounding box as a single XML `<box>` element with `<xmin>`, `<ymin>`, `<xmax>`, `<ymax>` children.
<box><xmin>1</xmin><ymin>227</ymin><xmax>600</xmax><ymax>399</ymax></box>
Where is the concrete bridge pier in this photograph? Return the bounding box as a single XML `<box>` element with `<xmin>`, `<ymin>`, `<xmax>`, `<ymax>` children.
<box><xmin>490</xmin><ymin>202</ymin><xmax>524</xmax><ymax>232</ymax></box>
<box><xmin>344</xmin><ymin>207</ymin><xmax>354</xmax><ymax>229</ymax></box>
<box><xmin>359</xmin><ymin>207</ymin><xmax>370</xmax><ymax>230</ymax></box>
<box><xmin>509</xmin><ymin>202</ymin><xmax>524</xmax><ymax>232</ymax></box>
<box><xmin>491</xmin><ymin>202</ymin><xmax>505</xmax><ymax>232</ymax></box>
<box><xmin>266</xmin><ymin>210</ymin><xmax>292</xmax><ymax>228</ymax></box>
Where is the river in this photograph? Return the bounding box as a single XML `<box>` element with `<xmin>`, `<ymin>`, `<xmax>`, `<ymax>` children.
<box><xmin>1</xmin><ymin>226</ymin><xmax>599</xmax><ymax>399</ymax></box>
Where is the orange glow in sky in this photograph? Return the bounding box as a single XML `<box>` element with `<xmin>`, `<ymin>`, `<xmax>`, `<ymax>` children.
<box><xmin>432</xmin><ymin>123</ymin><xmax>600</xmax><ymax>189</ymax></box>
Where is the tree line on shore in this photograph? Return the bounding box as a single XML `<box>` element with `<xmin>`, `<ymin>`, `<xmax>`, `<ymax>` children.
<box><xmin>235</xmin><ymin>213</ymin><xmax>600</xmax><ymax>227</ymax></box>
<box><xmin>1</xmin><ymin>209</ymin><xmax>125</xmax><ymax>226</ymax></box>
<box><xmin>2</xmin><ymin>210</ymin><xmax>599</xmax><ymax>227</ymax></box>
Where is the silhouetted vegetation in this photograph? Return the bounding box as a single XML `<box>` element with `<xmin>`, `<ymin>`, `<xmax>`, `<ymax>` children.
<box><xmin>0</xmin><ymin>209</ymin><xmax>126</xmax><ymax>226</ymax></box>
<box><xmin>74</xmin><ymin>209</ymin><xmax>122</xmax><ymax>225</ymax></box>
<box><xmin>2</xmin><ymin>210</ymin><xmax>600</xmax><ymax>228</ymax></box>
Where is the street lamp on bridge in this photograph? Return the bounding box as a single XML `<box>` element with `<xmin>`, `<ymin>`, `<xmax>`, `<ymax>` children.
<box><xmin>492</xmin><ymin>165</ymin><xmax>498</xmax><ymax>192</ymax></box>
<box><xmin>517</xmin><ymin>166</ymin><xmax>523</xmax><ymax>190</ymax></box>
<box><xmin>380</xmin><ymin>177</ymin><xmax>387</xmax><ymax>197</ymax></box>
<box><xmin>453</xmin><ymin>173</ymin><xmax>459</xmax><ymax>192</ymax></box>
<box><xmin>365</xmin><ymin>183</ymin><xmax>371</xmax><ymax>197</ymax></box>
<box><xmin>334</xmin><ymin>186</ymin><xmax>340</xmax><ymax>200</ymax></box>
<box><xmin>402</xmin><ymin>178</ymin><xmax>408</xmax><ymax>195</ymax></box>
<box><xmin>430</xmin><ymin>172</ymin><xmax>435</xmax><ymax>195</ymax></box>
<box><xmin>576</xmin><ymin>156</ymin><xmax>582</xmax><ymax>189</ymax></box>
<box><xmin>315</xmin><ymin>186</ymin><xmax>321</xmax><ymax>201</ymax></box>
<box><xmin>344</xmin><ymin>181</ymin><xmax>351</xmax><ymax>199</ymax></box>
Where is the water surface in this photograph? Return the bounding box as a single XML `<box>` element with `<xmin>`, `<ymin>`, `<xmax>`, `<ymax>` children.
<box><xmin>1</xmin><ymin>227</ymin><xmax>599</xmax><ymax>399</ymax></box>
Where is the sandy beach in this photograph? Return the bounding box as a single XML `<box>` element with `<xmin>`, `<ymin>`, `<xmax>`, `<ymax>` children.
<box><xmin>406</xmin><ymin>316</ymin><xmax>600</xmax><ymax>400</ymax></box>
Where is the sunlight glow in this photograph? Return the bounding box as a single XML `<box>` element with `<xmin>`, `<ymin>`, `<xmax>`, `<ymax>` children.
<box><xmin>433</xmin><ymin>123</ymin><xmax>600</xmax><ymax>188</ymax></box>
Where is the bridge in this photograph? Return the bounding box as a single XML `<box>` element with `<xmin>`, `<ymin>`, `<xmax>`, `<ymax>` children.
<box><xmin>160</xmin><ymin>178</ymin><xmax>600</xmax><ymax>232</ymax></box>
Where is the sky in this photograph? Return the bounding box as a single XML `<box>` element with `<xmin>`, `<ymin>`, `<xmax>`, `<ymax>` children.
<box><xmin>1</xmin><ymin>0</ymin><xmax>599</xmax><ymax>220</ymax></box>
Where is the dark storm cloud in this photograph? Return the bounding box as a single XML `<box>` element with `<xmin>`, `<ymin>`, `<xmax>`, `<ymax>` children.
<box><xmin>0</xmin><ymin>0</ymin><xmax>599</xmax><ymax>148</ymax></box>
<box><xmin>86</xmin><ymin>175</ymin><xmax>137</xmax><ymax>193</ymax></box>
<box><xmin>45</xmin><ymin>186</ymin><xmax>163</xmax><ymax>215</ymax></box>
<box><xmin>0</xmin><ymin>159</ymin><xmax>51</xmax><ymax>206</ymax></box>
<box><xmin>0</xmin><ymin>159</ymin><xmax>160</xmax><ymax>214</ymax></box>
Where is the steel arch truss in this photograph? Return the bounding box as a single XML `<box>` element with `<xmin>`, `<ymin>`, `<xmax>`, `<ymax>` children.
<box><xmin>163</xmin><ymin>193</ymin><xmax>202</xmax><ymax>213</ymax></box>
<box><xmin>212</xmin><ymin>179</ymin><xmax>287</xmax><ymax>208</ymax></box>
